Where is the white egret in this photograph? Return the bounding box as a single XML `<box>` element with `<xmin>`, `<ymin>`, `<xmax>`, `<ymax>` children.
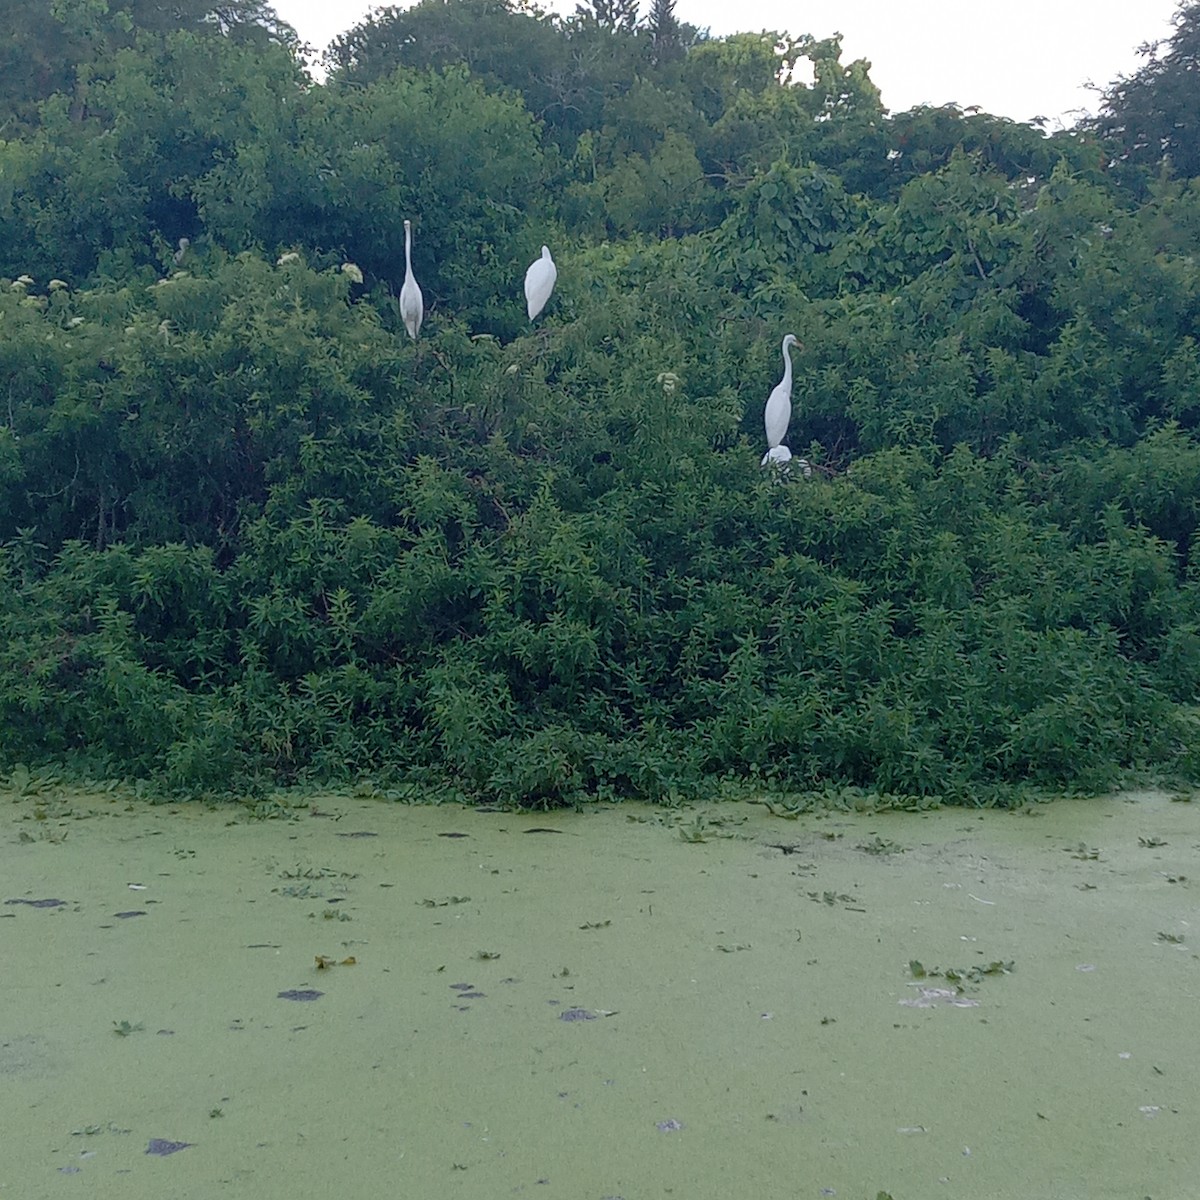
<box><xmin>764</xmin><ymin>333</ymin><xmax>798</xmax><ymax>450</ymax></box>
<box><xmin>400</xmin><ymin>219</ymin><xmax>423</xmax><ymax>340</ymax></box>
<box><xmin>760</xmin><ymin>444</ymin><xmax>812</xmax><ymax>479</ymax></box>
<box><xmin>524</xmin><ymin>245</ymin><xmax>557</xmax><ymax>321</ymax></box>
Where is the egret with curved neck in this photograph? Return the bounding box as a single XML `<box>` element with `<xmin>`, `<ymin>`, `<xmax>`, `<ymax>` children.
<box><xmin>400</xmin><ymin>219</ymin><xmax>423</xmax><ymax>340</ymax></box>
<box><xmin>764</xmin><ymin>333</ymin><xmax>798</xmax><ymax>450</ymax></box>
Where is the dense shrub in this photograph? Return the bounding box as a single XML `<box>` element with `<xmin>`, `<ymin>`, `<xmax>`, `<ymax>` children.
<box><xmin>2</xmin><ymin>1</ymin><xmax>1199</xmax><ymax>804</ymax></box>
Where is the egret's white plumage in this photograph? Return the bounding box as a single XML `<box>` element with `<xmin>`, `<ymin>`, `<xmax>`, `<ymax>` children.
<box><xmin>400</xmin><ymin>219</ymin><xmax>423</xmax><ymax>340</ymax></box>
<box><xmin>524</xmin><ymin>245</ymin><xmax>557</xmax><ymax>320</ymax></box>
<box><xmin>764</xmin><ymin>333</ymin><xmax>797</xmax><ymax>449</ymax></box>
<box><xmin>760</xmin><ymin>444</ymin><xmax>812</xmax><ymax>479</ymax></box>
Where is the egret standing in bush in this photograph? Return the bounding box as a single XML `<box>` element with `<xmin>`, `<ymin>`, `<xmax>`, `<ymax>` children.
<box><xmin>524</xmin><ymin>245</ymin><xmax>557</xmax><ymax>320</ymax></box>
<box><xmin>400</xmin><ymin>219</ymin><xmax>423</xmax><ymax>340</ymax></box>
<box><xmin>761</xmin><ymin>334</ymin><xmax>811</xmax><ymax>478</ymax></box>
<box><xmin>764</xmin><ymin>333</ymin><xmax>797</xmax><ymax>449</ymax></box>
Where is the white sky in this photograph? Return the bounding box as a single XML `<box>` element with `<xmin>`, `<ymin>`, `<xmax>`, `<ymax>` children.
<box><xmin>274</xmin><ymin>0</ymin><xmax>1181</xmax><ymax>128</ymax></box>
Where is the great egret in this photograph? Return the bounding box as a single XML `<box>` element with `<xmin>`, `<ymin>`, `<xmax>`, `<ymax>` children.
<box><xmin>400</xmin><ymin>219</ymin><xmax>423</xmax><ymax>340</ymax></box>
<box><xmin>764</xmin><ymin>333</ymin><xmax>798</xmax><ymax>450</ymax></box>
<box><xmin>524</xmin><ymin>245</ymin><xmax>557</xmax><ymax>320</ymax></box>
<box><xmin>760</xmin><ymin>444</ymin><xmax>812</xmax><ymax>478</ymax></box>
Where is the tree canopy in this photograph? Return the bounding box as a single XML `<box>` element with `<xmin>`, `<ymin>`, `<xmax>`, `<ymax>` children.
<box><xmin>1087</xmin><ymin>1</ymin><xmax>1200</xmax><ymax>183</ymax></box>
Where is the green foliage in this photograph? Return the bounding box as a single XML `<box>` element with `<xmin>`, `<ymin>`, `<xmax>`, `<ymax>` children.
<box><xmin>1088</xmin><ymin>2</ymin><xmax>1200</xmax><ymax>184</ymax></box>
<box><xmin>0</xmin><ymin>2</ymin><xmax>1197</xmax><ymax>806</ymax></box>
<box><xmin>0</xmin><ymin>0</ymin><xmax>296</xmax><ymax>133</ymax></box>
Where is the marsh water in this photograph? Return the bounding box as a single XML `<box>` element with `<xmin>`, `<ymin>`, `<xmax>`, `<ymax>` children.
<box><xmin>2</xmin><ymin>788</ymin><xmax>1197</xmax><ymax>1199</ymax></box>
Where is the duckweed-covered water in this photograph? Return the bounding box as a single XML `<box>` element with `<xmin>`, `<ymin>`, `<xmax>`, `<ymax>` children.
<box><xmin>2</xmin><ymin>789</ymin><xmax>1197</xmax><ymax>1199</ymax></box>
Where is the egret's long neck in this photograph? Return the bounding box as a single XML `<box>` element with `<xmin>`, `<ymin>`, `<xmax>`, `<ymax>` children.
<box><xmin>405</xmin><ymin>225</ymin><xmax>413</xmax><ymax>272</ymax></box>
<box><xmin>781</xmin><ymin>341</ymin><xmax>793</xmax><ymax>388</ymax></box>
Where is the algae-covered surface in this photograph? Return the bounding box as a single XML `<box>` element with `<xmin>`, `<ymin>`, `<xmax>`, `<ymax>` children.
<box><xmin>1</xmin><ymin>789</ymin><xmax>1197</xmax><ymax>1199</ymax></box>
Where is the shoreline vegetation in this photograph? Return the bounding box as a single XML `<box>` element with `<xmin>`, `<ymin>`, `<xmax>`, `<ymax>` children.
<box><xmin>3</xmin><ymin>1</ymin><xmax>1200</xmax><ymax>806</ymax></box>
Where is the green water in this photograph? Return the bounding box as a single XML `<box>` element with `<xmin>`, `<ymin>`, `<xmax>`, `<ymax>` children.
<box><xmin>2</xmin><ymin>789</ymin><xmax>1197</xmax><ymax>1199</ymax></box>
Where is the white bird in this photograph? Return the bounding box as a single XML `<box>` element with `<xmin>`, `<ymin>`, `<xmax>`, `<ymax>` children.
<box><xmin>400</xmin><ymin>219</ymin><xmax>423</xmax><ymax>340</ymax></box>
<box><xmin>760</xmin><ymin>444</ymin><xmax>812</xmax><ymax>479</ymax></box>
<box><xmin>764</xmin><ymin>333</ymin><xmax>798</xmax><ymax>450</ymax></box>
<box><xmin>524</xmin><ymin>245</ymin><xmax>557</xmax><ymax>321</ymax></box>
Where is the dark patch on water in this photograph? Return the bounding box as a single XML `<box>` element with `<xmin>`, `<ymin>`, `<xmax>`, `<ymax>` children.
<box><xmin>277</xmin><ymin>989</ymin><xmax>324</xmax><ymax>1002</ymax></box>
<box><xmin>460</xmin><ymin>991</ymin><xmax>486</xmax><ymax>999</ymax></box>
<box><xmin>438</xmin><ymin>832</ymin><xmax>469</xmax><ymax>839</ymax></box>
<box><xmin>5</xmin><ymin>898</ymin><xmax>66</xmax><ymax>908</ymax></box>
<box><xmin>655</xmin><ymin>1119</ymin><xmax>683</xmax><ymax>1132</ymax></box>
<box><xmin>336</xmin><ymin>831</ymin><xmax>378</xmax><ymax>838</ymax></box>
<box><xmin>114</xmin><ymin>910</ymin><xmax>147</xmax><ymax>919</ymax></box>
<box><xmin>524</xmin><ymin>828</ymin><xmax>563</xmax><ymax>834</ymax></box>
<box><xmin>449</xmin><ymin>982</ymin><xmax>475</xmax><ymax>991</ymax></box>
<box><xmin>145</xmin><ymin>1139</ymin><xmax>193</xmax><ymax>1156</ymax></box>
<box><xmin>559</xmin><ymin>1008</ymin><xmax>596</xmax><ymax>1022</ymax></box>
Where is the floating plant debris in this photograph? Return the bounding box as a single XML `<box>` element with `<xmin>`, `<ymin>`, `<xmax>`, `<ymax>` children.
<box><xmin>559</xmin><ymin>1008</ymin><xmax>597</xmax><ymax>1021</ymax></box>
<box><xmin>899</xmin><ymin>987</ymin><xmax>979</xmax><ymax>1009</ymax></box>
<box><xmin>524</xmin><ymin>828</ymin><xmax>564</xmax><ymax>835</ymax></box>
<box><xmin>655</xmin><ymin>1119</ymin><xmax>683</xmax><ymax>1132</ymax></box>
<box><xmin>114</xmin><ymin>911</ymin><xmax>147</xmax><ymax>919</ymax></box>
<box><xmin>5</xmin><ymin>898</ymin><xmax>66</xmax><ymax>908</ymax></box>
<box><xmin>438</xmin><ymin>832</ymin><xmax>469</xmax><ymax>839</ymax></box>
<box><xmin>315</xmin><ymin>955</ymin><xmax>357</xmax><ymax>969</ymax></box>
<box><xmin>449</xmin><ymin>982</ymin><xmax>475</xmax><ymax>991</ymax></box>
<box><xmin>460</xmin><ymin>991</ymin><xmax>486</xmax><ymax>999</ymax></box>
<box><xmin>277</xmin><ymin>989</ymin><xmax>324</xmax><ymax>1001</ymax></box>
<box><xmin>336</xmin><ymin>831</ymin><xmax>378</xmax><ymax>839</ymax></box>
<box><xmin>145</xmin><ymin>1139</ymin><xmax>194</xmax><ymax>1156</ymax></box>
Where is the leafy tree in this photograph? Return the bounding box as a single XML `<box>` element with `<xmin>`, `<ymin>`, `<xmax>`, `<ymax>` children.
<box><xmin>645</xmin><ymin>0</ymin><xmax>684</xmax><ymax>66</ymax></box>
<box><xmin>1088</xmin><ymin>1</ymin><xmax>1200</xmax><ymax>183</ymax></box>
<box><xmin>574</xmin><ymin>0</ymin><xmax>639</xmax><ymax>32</ymax></box>
<box><xmin>0</xmin><ymin>0</ymin><xmax>296</xmax><ymax>131</ymax></box>
<box><xmin>325</xmin><ymin>0</ymin><xmax>571</xmax><ymax>127</ymax></box>
<box><xmin>0</xmin><ymin>29</ymin><xmax>306</xmax><ymax>280</ymax></box>
<box><xmin>884</xmin><ymin>105</ymin><xmax>1105</xmax><ymax>198</ymax></box>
